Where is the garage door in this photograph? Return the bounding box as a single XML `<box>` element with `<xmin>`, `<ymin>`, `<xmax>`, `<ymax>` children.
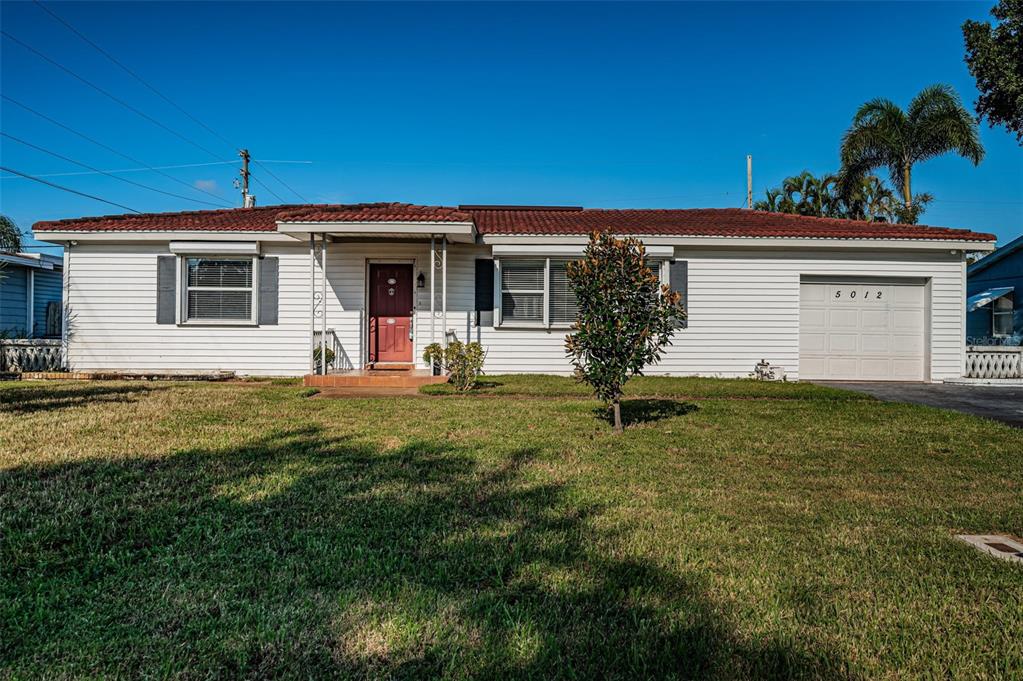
<box><xmin>799</xmin><ymin>279</ymin><xmax>926</xmax><ymax>381</ymax></box>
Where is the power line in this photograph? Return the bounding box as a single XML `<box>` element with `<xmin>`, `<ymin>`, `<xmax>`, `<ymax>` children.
<box><xmin>32</xmin><ymin>0</ymin><xmax>238</xmax><ymax>152</ymax></box>
<box><xmin>1</xmin><ymin>30</ymin><xmax>223</xmax><ymax>160</ymax></box>
<box><xmin>1</xmin><ymin>165</ymin><xmax>140</xmax><ymax>213</ymax></box>
<box><xmin>252</xmin><ymin>159</ymin><xmax>308</xmax><ymax>202</ymax></box>
<box><xmin>250</xmin><ymin>175</ymin><xmax>287</xmax><ymax>204</ymax></box>
<box><xmin>2</xmin><ymin>132</ymin><xmax>230</xmax><ymax>208</ymax></box>
<box><xmin>1</xmin><ymin>94</ymin><xmax>232</xmax><ymax>206</ymax></box>
<box><xmin>27</xmin><ymin>4</ymin><xmax>310</xmax><ymax>203</ymax></box>
<box><xmin>0</xmin><ymin>160</ymin><xmax>237</xmax><ymax>180</ymax></box>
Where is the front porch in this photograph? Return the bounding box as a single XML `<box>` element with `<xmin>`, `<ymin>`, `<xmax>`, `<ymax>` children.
<box><xmin>280</xmin><ymin>206</ymin><xmax>478</xmax><ymax>382</ymax></box>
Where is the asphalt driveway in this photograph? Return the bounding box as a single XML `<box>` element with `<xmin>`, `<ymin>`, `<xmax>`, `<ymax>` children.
<box><xmin>815</xmin><ymin>382</ymin><xmax>1023</xmax><ymax>428</ymax></box>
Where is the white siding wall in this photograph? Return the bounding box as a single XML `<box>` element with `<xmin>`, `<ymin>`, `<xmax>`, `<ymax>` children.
<box><xmin>66</xmin><ymin>242</ymin><xmax>311</xmax><ymax>376</ymax></box>
<box><xmin>65</xmin><ymin>240</ymin><xmax>966</xmax><ymax>380</ymax></box>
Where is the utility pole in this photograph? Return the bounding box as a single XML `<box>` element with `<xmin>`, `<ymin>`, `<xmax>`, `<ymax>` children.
<box><xmin>239</xmin><ymin>149</ymin><xmax>255</xmax><ymax>207</ymax></box>
<box><xmin>746</xmin><ymin>155</ymin><xmax>753</xmax><ymax>209</ymax></box>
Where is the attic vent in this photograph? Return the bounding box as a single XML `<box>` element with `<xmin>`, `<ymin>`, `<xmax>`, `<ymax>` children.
<box><xmin>956</xmin><ymin>535</ymin><xmax>1023</xmax><ymax>565</ymax></box>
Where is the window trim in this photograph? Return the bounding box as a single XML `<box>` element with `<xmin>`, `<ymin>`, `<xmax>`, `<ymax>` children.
<box><xmin>992</xmin><ymin>292</ymin><xmax>1014</xmax><ymax>338</ymax></box>
<box><xmin>495</xmin><ymin>257</ymin><xmax>579</xmax><ymax>329</ymax></box>
<box><xmin>178</xmin><ymin>255</ymin><xmax>260</xmax><ymax>326</ymax></box>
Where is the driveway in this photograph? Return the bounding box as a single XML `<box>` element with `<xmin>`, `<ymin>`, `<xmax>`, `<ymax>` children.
<box><xmin>815</xmin><ymin>382</ymin><xmax>1023</xmax><ymax>428</ymax></box>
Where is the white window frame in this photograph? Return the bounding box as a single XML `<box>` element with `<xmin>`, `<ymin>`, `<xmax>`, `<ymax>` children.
<box><xmin>178</xmin><ymin>255</ymin><xmax>259</xmax><ymax>326</ymax></box>
<box><xmin>496</xmin><ymin>257</ymin><xmax>581</xmax><ymax>329</ymax></box>
<box><xmin>992</xmin><ymin>292</ymin><xmax>1013</xmax><ymax>338</ymax></box>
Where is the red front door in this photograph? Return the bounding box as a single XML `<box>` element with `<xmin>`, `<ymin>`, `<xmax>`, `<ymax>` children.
<box><xmin>368</xmin><ymin>264</ymin><xmax>414</xmax><ymax>364</ymax></box>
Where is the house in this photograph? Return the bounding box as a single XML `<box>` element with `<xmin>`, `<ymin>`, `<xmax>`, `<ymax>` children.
<box><xmin>33</xmin><ymin>203</ymin><xmax>996</xmax><ymax>382</ymax></box>
<box><xmin>967</xmin><ymin>234</ymin><xmax>1022</xmax><ymax>346</ymax></box>
<box><xmin>0</xmin><ymin>251</ymin><xmax>63</xmax><ymax>338</ymax></box>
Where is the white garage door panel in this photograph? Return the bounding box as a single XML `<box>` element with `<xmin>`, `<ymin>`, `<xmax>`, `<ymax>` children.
<box><xmin>799</xmin><ymin>281</ymin><xmax>926</xmax><ymax>381</ymax></box>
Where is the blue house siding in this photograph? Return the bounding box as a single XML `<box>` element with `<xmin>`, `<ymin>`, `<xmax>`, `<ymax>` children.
<box><xmin>967</xmin><ymin>238</ymin><xmax>1023</xmax><ymax>345</ymax></box>
<box><xmin>32</xmin><ymin>268</ymin><xmax>63</xmax><ymax>337</ymax></box>
<box><xmin>0</xmin><ymin>266</ymin><xmax>30</xmax><ymax>335</ymax></box>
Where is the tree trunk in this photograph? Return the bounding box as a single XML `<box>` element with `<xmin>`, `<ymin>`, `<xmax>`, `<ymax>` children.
<box><xmin>902</xmin><ymin>162</ymin><xmax>912</xmax><ymax>209</ymax></box>
<box><xmin>612</xmin><ymin>399</ymin><xmax>623</xmax><ymax>433</ymax></box>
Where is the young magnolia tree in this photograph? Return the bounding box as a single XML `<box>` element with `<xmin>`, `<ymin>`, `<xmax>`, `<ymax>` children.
<box><xmin>565</xmin><ymin>231</ymin><xmax>685</xmax><ymax>432</ymax></box>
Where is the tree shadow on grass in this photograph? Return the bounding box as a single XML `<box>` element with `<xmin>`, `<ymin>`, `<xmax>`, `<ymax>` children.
<box><xmin>0</xmin><ymin>383</ymin><xmax>162</xmax><ymax>416</ymax></box>
<box><xmin>1</xmin><ymin>426</ymin><xmax>856</xmax><ymax>679</ymax></box>
<box><xmin>594</xmin><ymin>398</ymin><xmax>700</xmax><ymax>427</ymax></box>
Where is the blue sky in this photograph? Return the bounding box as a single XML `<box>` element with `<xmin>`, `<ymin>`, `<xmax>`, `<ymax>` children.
<box><xmin>2</xmin><ymin>1</ymin><xmax>1021</xmax><ymax>251</ymax></box>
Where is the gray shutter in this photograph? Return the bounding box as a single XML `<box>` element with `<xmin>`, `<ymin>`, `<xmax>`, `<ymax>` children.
<box><xmin>669</xmin><ymin>260</ymin><xmax>688</xmax><ymax>328</ymax></box>
<box><xmin>475</xmin><ymin>259</ymin><xmax>494</xmax><ymax>327</ymax></box>
<box><xmin>156</xmin><ymin>256</ymin><xmax>176</xmax><ymax>324</ymax></box>
<box><xmin>259</xmin><ymin>257</ymin><xmax>279</xmax><ymax>325</ymax></box>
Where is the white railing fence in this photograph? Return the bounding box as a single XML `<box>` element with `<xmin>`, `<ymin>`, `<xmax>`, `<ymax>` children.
<box><xmin>965</xmin><ymin>346</ymin><xmax>1023</xmax><ymax>379</ymax></box>
<box><xmin>0</xmin><ymin>339</ymin><xmax>64</xmax><ymax>373</ymax></box>
<box><xmin>313</xmin><ymin>328</ymin><xmax>356</xmax><ymax>373</ymax></box>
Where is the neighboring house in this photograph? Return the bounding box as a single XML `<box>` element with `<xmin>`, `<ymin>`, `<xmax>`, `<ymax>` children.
<box><xmin>33</xmin><ymin>203</ymin><xmax>996</xmax><ymax>381</ymax></box>
<box><xmin>0</xmin><ymin>251</ymin><xmax>63</xmax><ymax>338</ymax></box>
<box><xmin>967</xmin><ymin>234</ymin><xmax>1022</xmax><ymax>346</ymax></box>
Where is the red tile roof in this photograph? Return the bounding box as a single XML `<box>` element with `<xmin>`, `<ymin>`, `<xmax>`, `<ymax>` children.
<box><xmin>278</xmin><ymin>203</ymin><xmax>472</xmax><ymax>223</ymax></box>
<box><xmin>33</xmin><ymin>203</ymin><xmax>996</xmax><ymax>242</ymax></box>
<box><xmin>33</xmin><ymin>204</ymin><xmax>298</xmax><ymax>233</ymax></box>
<box><xmin>465</xmin><ymin>207</ymin><xmax>996</xmax><ymax>241</ymax></box>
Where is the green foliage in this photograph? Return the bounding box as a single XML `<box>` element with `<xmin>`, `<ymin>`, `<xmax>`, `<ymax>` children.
<box><xmin>0</xmin><ymin>215</ymin><xmax>21</xmax><ymax>253</ymax></box>
<box><xmin>423</xmin><ymin>340</ymin><xmax>485</xmax><ymax>391</ymax></box>
<box><xmin>565</xmin><ymin>231</ymin><xmax>685</xmax><ymax>431</ymax></box>
<box><xmin>753</xmin><ymin>171</ymin><xmax>902</xmax><ymax>222</ymax></box>
<box><xmin>838</xmin><ymin>84</ymin><xmax>984</xmax><ymax>222</ymax></box>
<box><xmin>312</xmin><ymin>345</ymin><xmax>335</xmax><ymax>369</ymax></box>
<box><xmin>963</xmin><ymin>0</ymin><xmax>1023</xmax><ymax>143</ymax></box>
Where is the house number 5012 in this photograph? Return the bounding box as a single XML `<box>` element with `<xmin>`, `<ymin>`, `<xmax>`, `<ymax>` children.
<box><xmin>834</xmin><ymin>290</ymin><xmax>883</xmax><ymax>300</ymax></box>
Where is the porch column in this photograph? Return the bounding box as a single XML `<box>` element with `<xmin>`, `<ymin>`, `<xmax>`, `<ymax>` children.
<box><xmin>430</xmin><ymin>236</ymin><xmax>436</xmax><ymax>347</ymax></box>
<box><xmin>441</xmin><ymin>236</ymin><xmax>448</xmax><ymax>347</ymax></box>
<box><xmin>320</xmin><ymin>234</ymin><xmax>328</xmax><ymax>375</ymax></box>
<box><xmin>308</xmin><ymin>235</ymin><xmax>315</xmax><ymax>375</ymax></box>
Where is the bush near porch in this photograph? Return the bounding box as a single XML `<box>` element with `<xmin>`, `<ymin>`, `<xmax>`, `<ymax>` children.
<box><xmin>1</xmin><ymin>378</ymin><xmax>1021</xmax><ymax>678</ymax></box>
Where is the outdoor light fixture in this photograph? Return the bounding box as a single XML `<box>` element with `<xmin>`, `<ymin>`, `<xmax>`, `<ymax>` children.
<box><xmin>417</xmin><ymin>271</ymin><xmax>426</xmax><ymax>289</ymax></box>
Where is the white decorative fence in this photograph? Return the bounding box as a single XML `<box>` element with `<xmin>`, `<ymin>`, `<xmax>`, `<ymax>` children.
<box><xmin>0</xmin><ymin>339</ymin><xmax>64</xmax><ymax>373</ymax></box>
<box><xmin>965</xmin><ymin>346</ymin><xmax>1023</xmax><ymax>379</ymax></box>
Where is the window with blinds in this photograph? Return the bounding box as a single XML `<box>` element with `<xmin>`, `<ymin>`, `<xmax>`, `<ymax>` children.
<box><xmin>498</xmin><ymin>258</ymin><xmax>580</xmax><ymax>326</ymax></box>
<box><xmin>501</xmin><ymin>259</ymin><xmax>545</xmax><ymax>323</ymax></box>
<box><xmin>185</xmin><ymin>257</ymin><xmax>254</xmax><ymax>321</ymax></box>
<box><xmin>548</xmin><ymin>260</ymin><xmax>579</xmax><ymax>324</ymax></box>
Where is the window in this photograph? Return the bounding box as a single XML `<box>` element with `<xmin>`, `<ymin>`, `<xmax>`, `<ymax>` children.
<box><xmin>993</xmin><ymin>293</ymin><xmax>1013</xmax><ymax>337</ymax></box>
<box><xmin>548</xmin><ymin>260</ymin><xmax>579</xmax><ymax>324</ymax></box>
<box><xmin>498</xmin><ymin>258</ymin><xmax>579</xmax><ymax>326</ymax></box>
<box><xmin>184</xmin><ymin>257</ymin><xmax>255</xmax><ymax>322</ymax></box>
<box><xmin>501</xmin><ymin>259</ymin><xmax>545</xmax><ymax>323</ymax></box>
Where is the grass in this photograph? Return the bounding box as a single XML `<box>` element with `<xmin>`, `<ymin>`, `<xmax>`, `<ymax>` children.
<box><xmin>418</xmin><ymin>374</ymin><xmax>862</xmax><ymax>400</ymax></box>
<box><xmin>2</xmin><ymin>377</ymin><xmax>1021</xmax><ymax>679</ymax></box>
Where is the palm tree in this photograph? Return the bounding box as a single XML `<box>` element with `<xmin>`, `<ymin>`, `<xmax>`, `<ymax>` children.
<box><xmin>0</xmin><ymin>215</ymin><xmax>21</xmax><ymax>253</ymax></box>
<box><xmin>753</xmin><ymin>188</ymin><xmax>784</xmax><ymax>212</ymax></box>
<box><xmin>839</xmin><ymin>84</ymin><xmax>984</xmax><ymax>223</ymax></box>
<box><xmin>838</xmin><ymin>174</ymin><xmax>899</xmax><ymax>222</ymax></box>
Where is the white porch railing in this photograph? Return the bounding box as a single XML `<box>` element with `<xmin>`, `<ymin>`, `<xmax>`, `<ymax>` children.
<box><xmin>965</xmin><ymin>346</ymin><xmax>1023</xmax><ymax>379</ymax></box>
<box><xmin>0</xmin><ymin>339</ymin><xmax>64</xmax><ymax>373</ymax></box>
<box><xmin>313</xmin><ymin>328</ymin><xmax>356</xmax><ymax>373</ymax></box>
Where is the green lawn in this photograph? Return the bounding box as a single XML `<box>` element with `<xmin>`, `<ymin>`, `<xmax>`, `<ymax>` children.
<box><xmin>2</xmin><ymin>377</ymin><xmax>1021</xmax><ymax>679</ymax></box>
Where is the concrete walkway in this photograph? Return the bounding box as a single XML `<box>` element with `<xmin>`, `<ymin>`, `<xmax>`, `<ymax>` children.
<box><xmin>815</xmin><ymin>382</ymin><xmax>1023</xmax><ymax>428</ymax></box>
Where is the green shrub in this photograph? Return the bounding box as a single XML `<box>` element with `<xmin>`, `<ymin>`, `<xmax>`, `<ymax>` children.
<box><xmin>423</xmin><ymin>340</ymin><xmax>485</xmax><ymax>392</ymax></box>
